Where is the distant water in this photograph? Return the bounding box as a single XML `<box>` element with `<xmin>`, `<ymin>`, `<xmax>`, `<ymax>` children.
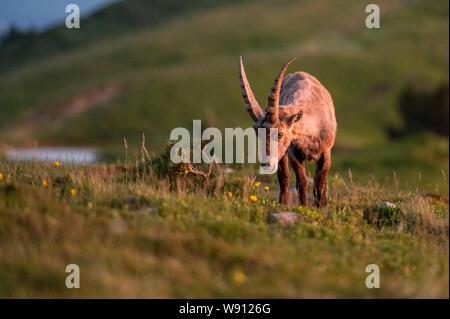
<box><xmin>6</xmin><ymin>147</ymin><xmax>97</xmax><ymax>164</ymax></box>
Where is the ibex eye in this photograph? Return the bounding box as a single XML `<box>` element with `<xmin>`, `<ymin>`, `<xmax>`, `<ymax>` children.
<box><xmin>278</xmin><ymin>132</ymin><xmax>283</xmax><ymax>138</ymax></box>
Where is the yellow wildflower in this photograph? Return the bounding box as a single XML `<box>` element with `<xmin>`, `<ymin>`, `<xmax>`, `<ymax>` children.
<box><xmin>264</xmin><ymin>186</ymin><xmax>269</xmax><ymax>191</ymax></box>
<box><xmin>42</xmin><ymin>180</ymin><xmax>48</xmax><ymax>187</ymax></box>
<box><xmin>232</xmin><ymin>269</ymin><xmax>246</xmax><ymax>284</ymax></box>
<box><xmin>254</xmin><ymin>181</ymin><xmax>261</xmax><ymax>187</ymax></box>
<box><xmin>249</xmin><ymin>195</ymin><xmax>258</xmax><ymax>202</ymax></box>
<box><xmin>0</xmin><ymin>173</ymin><xmax>3</xmax><ymax>181</ymax></box>
<box><xmin>227</xmin><ymin>192</ymin><xmax>233</xmax><ymax>198</ymax></box>
<box><xmin>54</xmin><ymin>161</ymin><xmax>60</xmax><ymax>167</ymax></box>
<box><xmin>185</xmin><ymin>170</ymin><xmax>189</xmax><ymax>175</ymax></box>
<box><xmin>70</xmin><ymin>188</ymin><xmax>76</xmax><ymax>196</ymax></box>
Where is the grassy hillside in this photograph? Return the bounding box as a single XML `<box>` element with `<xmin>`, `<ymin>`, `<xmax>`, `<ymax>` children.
<box><xmin>0</xmin><ymin>0</ymin><xmax>448</xmax><ymax>298</ymax></box>
<box><xmin>0</xmin><ymin>158</ymin><xmax>448</xmax><ymax>298</ymax></box>
<box><xmin>0</xmin><ymin>0</ymin><xmax>254</xmax><ymax>72</ymax></box>
<box><xmin>0</xmin><ymin>0</ymin><xmax>448</xmax><ymax>192</ymax></box>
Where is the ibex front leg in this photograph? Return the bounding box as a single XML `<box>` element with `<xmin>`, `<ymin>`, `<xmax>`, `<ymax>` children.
<box><xmin>314</xmin><ymin>150</ymin><xmax>331</xmax><ymax>207</ymax></box>
<box><xmin>289</xmin><ymin>155</ymin><xmax>308</xmax><ymax>206</ymax></box>
<box><xmin>277</xmin><ymin>154</ymin><xmax>290</xmax><ymax>204</ymax></box>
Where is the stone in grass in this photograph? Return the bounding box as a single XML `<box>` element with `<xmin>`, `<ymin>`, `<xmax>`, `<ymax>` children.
<box><xmin>268</xmin><ymin>212</ymin><xmax>316</xmax><ymax>226</ymax></box>
<box><xmin>376</xmin><ymin>201</ymin><xmax>397</xmax><ymax>208</ymax></box>
<box><xmin>134</xmin><ymin>207</ymin><xmax>158</xmax><ymax>215</ymax></box>
<box><xmin>364</xmin><ymin>202</ymin><xmax>402</xmax><ymax>228</ymax></box>
<box><xmin>223</xmin><ymin>168</ymin><xmax>235</xmax><ymax>174</ymax></box>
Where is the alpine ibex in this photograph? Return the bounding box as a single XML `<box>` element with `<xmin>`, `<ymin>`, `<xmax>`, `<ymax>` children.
<box><xmin>239</xmin><ymin>57</ymin><xmax>337</xmax><ymax>207</ymax></box>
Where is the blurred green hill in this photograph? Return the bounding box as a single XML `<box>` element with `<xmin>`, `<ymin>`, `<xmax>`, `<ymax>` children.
<box><xmin>0</xmin><ymin>0</ymin><xmax>448</xmax><ymax>191</ymax></box>
<box><xmin>0</xmin><ymin>0</ymin><xmax>252</xmax><ymax>72</ymax></box>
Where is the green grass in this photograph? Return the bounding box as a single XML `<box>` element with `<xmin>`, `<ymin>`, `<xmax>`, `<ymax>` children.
<box><xmin>0</xmin><ymin>0</ymin><xmax>448</xmax><ymax>298</ymax></box>
<box><xmin>0</xmin><ymin>158</ymin><xmax>448</xmax><ymax>298</ymax></box>
<box><xmin>0</xmin><ymin>0</ymin><xmax>448</xmax><ymax>190</ymax></box>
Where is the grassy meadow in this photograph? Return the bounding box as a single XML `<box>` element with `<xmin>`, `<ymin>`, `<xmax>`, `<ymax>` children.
<box><xmin>0</xmin><ymin>0</ymin><xmax>448</xmax><ymax>298</ymax></box>
<box><xmin>0</xmin><ymin>156</ymin><xmax>448</xmax><ymax>298</ymax></box>
<box><xmin>0</xmin><ymin>0</ymin><xmax>448</xmax><ymax>189</ymax></box>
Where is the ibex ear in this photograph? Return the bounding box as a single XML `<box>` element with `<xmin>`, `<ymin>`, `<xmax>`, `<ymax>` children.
<box><xmin>286</xmin><ymin>110</ymin><xmax>303</xmax><ymax>126</ymax></box>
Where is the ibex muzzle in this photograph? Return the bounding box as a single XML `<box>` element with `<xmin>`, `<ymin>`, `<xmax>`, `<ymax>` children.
<box><xmin>239</xmin><ymin>57</ymin><xmax>337</xmax><ymax>207</ymax></box>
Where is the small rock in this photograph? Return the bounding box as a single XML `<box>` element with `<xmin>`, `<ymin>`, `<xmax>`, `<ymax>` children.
<box><xmin>376</xmin><ymin>201</ymin><xmax>397</xmax><ymax>208</ymax></box>
<box><xmin>268</xmin><ymin>212</ymin><xmax>316</xmax><ymax>226</ymax></box>
<box><xmin>124</xmin><ymin>195</ymin><xmax>138</xmax><ymax>204</ymax></box>
<box><xmin>134</xmin><ymin>207</ymin><xmax>158</xmax><ymax>215</ymax></box>
<box><xmin>365</xmin><ymin>202</ymin><xmax>402</xmax><ymax>228</ymax></box>
<box><xmin>223</xmin><ymin>168</ymin><xmax>234</xmax><ymax>174</ymax></box>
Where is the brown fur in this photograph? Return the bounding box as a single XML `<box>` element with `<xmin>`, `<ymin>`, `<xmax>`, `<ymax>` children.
<box><xmin>240</xmin><ymin>58</ymin><xmax>337</xmax><ymax>207</ymax></box>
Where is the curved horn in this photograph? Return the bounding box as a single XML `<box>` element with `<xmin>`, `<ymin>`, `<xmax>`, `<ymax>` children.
<box><xmin>239</xmin><ymin>56</ymin><xmax>264</xmax><ymax>121</ymax></box>
<box><xmin>265</xmin><ymin>57</ymin><xmax>296</xmax><ymax>124</ymax></box>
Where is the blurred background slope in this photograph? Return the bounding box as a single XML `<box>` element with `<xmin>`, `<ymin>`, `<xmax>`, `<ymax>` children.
<box><xmin>0</xmin><ymin>0</ymin><xmax>448</xmax><ymax>191</ymax></box>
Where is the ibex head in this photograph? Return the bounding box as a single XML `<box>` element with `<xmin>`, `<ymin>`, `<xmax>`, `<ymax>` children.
<box><xmin>239</xmin><ymin>56</ymin><xmax>303</xmax><ymax>167</ymax></box>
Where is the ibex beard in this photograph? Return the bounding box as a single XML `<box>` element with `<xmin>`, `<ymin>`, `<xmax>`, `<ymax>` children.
<box><xmin>239</xmin><ymin>56</ymin><xmax>337</xmax><ymax>207</ymax></box>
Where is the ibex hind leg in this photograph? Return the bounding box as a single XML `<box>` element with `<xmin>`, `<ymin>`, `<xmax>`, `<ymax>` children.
<box><xmin>314</xmin><ymin>150</ymin><xmax>331</xmax><ymax>207</ymax></box>
<box><xmin>289</xmin><ymin>155</ymin><xmax>308</xmax><ymax>206</ymax></box>
<box><xmin>277</xmin><ymin>154</ymin><xmax>290</xmax><ymax>205</ymax></box>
